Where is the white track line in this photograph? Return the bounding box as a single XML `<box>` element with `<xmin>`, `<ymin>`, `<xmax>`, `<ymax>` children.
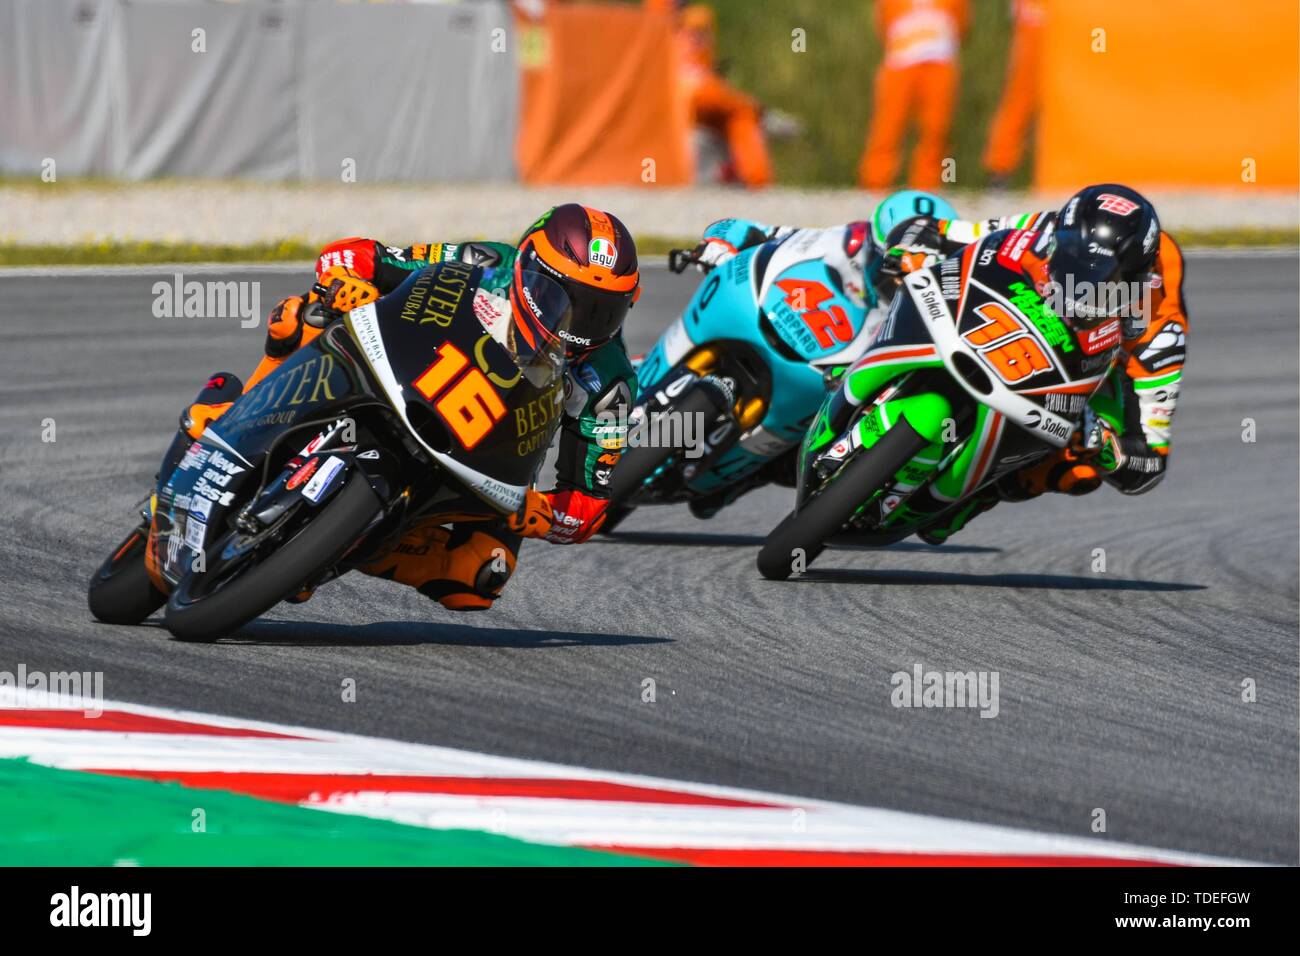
<box><xmin>0</xmin><ymin>688</ymin><xmax>1251</xmax><ymax>864</ymax></box>
<box><xmin>0</xmin><ymin>262</ymin><xmax>316</xmax><ymax>277</ymax></box>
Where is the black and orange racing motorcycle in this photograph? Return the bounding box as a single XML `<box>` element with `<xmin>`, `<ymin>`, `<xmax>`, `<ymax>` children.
<box><xmin>88</xmin><ymin>263</ymin><xmax>571</xmax><ymax>642</ymax></box>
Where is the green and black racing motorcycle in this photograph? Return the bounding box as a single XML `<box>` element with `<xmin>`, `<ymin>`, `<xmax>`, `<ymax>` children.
<box><xmin>757</xmin><ymin>229</ymin><xmax>1125</xmax><ymax>580</ymax></box>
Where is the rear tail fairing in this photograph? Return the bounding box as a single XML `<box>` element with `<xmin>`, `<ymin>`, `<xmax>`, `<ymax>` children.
<box><xmin>633</xmin><ymin>233</ymin><xmax>879</xmax><ymax>496</ymax></box>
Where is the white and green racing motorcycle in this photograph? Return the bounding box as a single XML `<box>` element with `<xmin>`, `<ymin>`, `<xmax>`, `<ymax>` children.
<box><xmin>757</xmin><ymin>228</ymin><xmax>1125</xmax><ymax>580</ymax></box>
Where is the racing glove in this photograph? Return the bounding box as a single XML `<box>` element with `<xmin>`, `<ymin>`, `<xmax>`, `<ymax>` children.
<box><xmin>879</xmin><ymin>217</ymin><xmax>946</xmax><ymax>283</ymax></box>
<box><xmin>506</xmin><ymin>489</ymin><xmax>555</xmax><ymax>539</ymax></box>
<box><xmin>1081</xmin><ymin>408</ymin><xmax>1165</xmax><ymax>495</ymax></box>
<box><xmin>312</xmin><ymin>266</ymin><xmax>381</xmax><ymax>317</ymax></box>
<box><xmin>669</xmin><ymin>237</ymin><xmax>738</xmax><ymax>274</ymax></box>
<box><xmin>541</xmin><ymin>488</ymin><xmax>609</xmax><ymax>544</ymax></box>
<box><xmin>265</xmin><ymin>294</ymin><xmax>309</xmax><ymax>357</ymax></box>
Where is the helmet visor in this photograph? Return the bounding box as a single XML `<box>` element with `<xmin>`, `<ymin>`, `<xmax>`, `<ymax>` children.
<box><xmin>1047</xmin><ymin>230</ymin><xmax>1126</xmax><ymax>329</ymax></box>
<box><xmin>562</xmin><ymin>281</ymin><xmax>634</xmax><ymax>354</ymax></box>
<box><xmin>508</xmin><ymin>269</ymin><xmax>573</xmax><ymax>386</ymax></box>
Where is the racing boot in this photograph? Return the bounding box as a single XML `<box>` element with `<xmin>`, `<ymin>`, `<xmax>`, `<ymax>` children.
<box><xmin>360</xmin><ymin>521</ymin><xmax>519</xmax><ymax>612</ymax></box>
<box><xmin>1014</xmin><ymin>446</ymin><xmax>1102</xmax><ymax>498</ymax></box>
<box><xmin>157</xmin><ymin>372</ymin><xmax>245</xmax><ymax>481</ymax></box>
<box><xmin>242</xmin><ymin>279</ymin><xmax>377</xmax><ymax>392</ymax></box>
<box><xmin>688</xmin><ymin>449</ymin><xmax>796</xmax><ymax>519</ymax></box>
<box><xmin>243</xmin><ymin>295</ymin><xmax>318</xmax><ymax>391</ymax></box>
<box><xmin>916</xmin><ymin>449</ymin><xmax>1098</xmax><ymax>546</ymax></box>
<box><xmin>689</xmin><ymin>484</ymin><xmax>749</xmax><ymax>520</ymax></box>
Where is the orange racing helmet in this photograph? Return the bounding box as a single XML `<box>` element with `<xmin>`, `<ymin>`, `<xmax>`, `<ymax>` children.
<box><xmin>513</xmin><ymin>204</ymin><xmax>641</xmax><ymax>358</ymax></box>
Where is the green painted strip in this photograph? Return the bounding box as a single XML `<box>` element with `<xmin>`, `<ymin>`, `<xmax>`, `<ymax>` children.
<box><xmin>1133</xmin><ymin>370</ymin><xmax>1182</xmax><ymax>390</ymax></box>
<box><xmin>0</xmin><ymin>758</ymin><xmax>672</xmax><ymax>867</ymax></box>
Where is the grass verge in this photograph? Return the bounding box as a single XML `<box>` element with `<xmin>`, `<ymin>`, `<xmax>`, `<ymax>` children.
<box><xmin>0</xmin><ymin>758</ymin><xmax>668</xmax><ymax>866</ymax></box>
<box><xmin>0</xmin><ymin>231</ymin><xmax>1292</xmax><ymax>268</ymax></box>
<box><xmin>0</xmin><ymin>239</ymin><xmax>323</xmax><ymax>266</ymax></box>
<box><xmin>710</xmin><ymin>0</ymin><xmax>1022</xmax><ymax>188</ymax></box>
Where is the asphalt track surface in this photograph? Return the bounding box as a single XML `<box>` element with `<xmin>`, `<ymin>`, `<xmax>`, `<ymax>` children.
<box><xmin>0</xmin><ymin>252</ymin><xmax>1296</xmax><ymax>863</ymax></box>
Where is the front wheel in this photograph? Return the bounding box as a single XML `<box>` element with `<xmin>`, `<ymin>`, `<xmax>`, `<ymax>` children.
<box><xmin>87</xmin><ymin>524</ymin><xmax>168</xmax><ymax>624</ymax></box>
<box><xmin>757</xmin><ymin>417</ymin><xmax>929</xmax><ymax>581</ymax></box>
<box><xmin>164</xmin><ymin>476</ymin><xmax>382</xmax><ymax>642</ymax></box>
<box><xmin>606</xmin><ymin>385</ymin><xmax>729</xmax><ymax>517</ymax></box>
<box><xmin>597</xmin><ymin>503</ymin><xmax>632</xmax><ymax>536</ymax></box>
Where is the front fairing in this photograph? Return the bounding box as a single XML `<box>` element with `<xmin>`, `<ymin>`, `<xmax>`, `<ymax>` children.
<box><xmin>344</xmin><ymin>263</ymin><xmax>565</xmax><ymax>513</ymax></box>
<box><xmin>151</xmin><ymin>324</ymin><xmax>371</xmax><ymax>586</ymax></box>
<box><xmin>901</xmin><ymin>238</ymin><xmax>1114</xmax><ymax>447</ymax></box>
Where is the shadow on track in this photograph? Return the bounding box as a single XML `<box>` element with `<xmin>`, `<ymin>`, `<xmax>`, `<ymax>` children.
<box><xmin>789</xmin><ymin>568</ymin><xmax>1206</xmax><ymax>592</ymax></box>
<box><xmin>605</xmin><ymin>530</ymin><xmax>1001</xmax><ymax>554</ymax></box>
<box><xmin>827</xmin><ymin>539</ymin><xmax>1003</xmax><ymax>555</ymax></box>
<box><xmin>212</xmin><ymin>619</ymin><xmax>674</xmax><ymax>649</ymax></box>
<box><xmin>603</xmin><ymin>530</ymin><xmax>766</xmax><ymax>548</ymax></box>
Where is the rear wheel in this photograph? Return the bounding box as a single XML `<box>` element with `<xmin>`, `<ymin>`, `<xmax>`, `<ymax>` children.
<box><xmin>164</xmin><ymin>477</ymin><xmax>382</xmax><ymax>642</ymax></box>
<box><xmin>757</xmin><ymin>417</ymin><xmax>929</xmax><ymax>581</ymax></box>
<box><xmin>87</xmin><ymin>525</ymin><xmax>167</xmax><ymax>625</ymax></box>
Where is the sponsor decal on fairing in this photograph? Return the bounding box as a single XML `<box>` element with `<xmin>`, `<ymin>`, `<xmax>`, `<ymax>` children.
<box><xmin>300</xmin><ymin>455</ymin><xmax>345</xmax><ymax>503</ymax></box>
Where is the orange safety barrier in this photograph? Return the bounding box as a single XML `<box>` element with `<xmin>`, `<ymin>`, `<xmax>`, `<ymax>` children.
<box><xmin>1035</xmin><ymin>0</ymin><xmax>1299</xmax><ymax>189</ymax></box>
<box><xmin>515</xmin><ymin>2</ymin><xmax>692</xmax><ymax>186</ymax></box>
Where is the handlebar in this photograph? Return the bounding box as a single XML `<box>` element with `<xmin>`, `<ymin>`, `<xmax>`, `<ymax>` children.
<box><xmin>667</xmin><ymin>249</ymin><xmax>695</xmax><ymax>274</ymax></box>
<box><xmin>668</xmin><ymin>247</ymin><xmax>717</xmax><ymax>275</ymax></box>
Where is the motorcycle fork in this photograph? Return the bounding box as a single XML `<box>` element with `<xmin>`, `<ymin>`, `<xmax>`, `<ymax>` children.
<box><xmin>848</xmin><ymin>388</ymin><xmax>969</xmax><ymax>527</ymax></box>
<box><xmin>142</xmin><ymin>494</ymin><xmax>170</xmax><ymax>593</ymax></box>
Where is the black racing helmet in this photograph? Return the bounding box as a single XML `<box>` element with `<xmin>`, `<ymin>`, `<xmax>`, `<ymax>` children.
<box><xmin>1047</xmin><ymin>184</ymin><xmax>1160</xmax><ymax>329</ymax></box>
